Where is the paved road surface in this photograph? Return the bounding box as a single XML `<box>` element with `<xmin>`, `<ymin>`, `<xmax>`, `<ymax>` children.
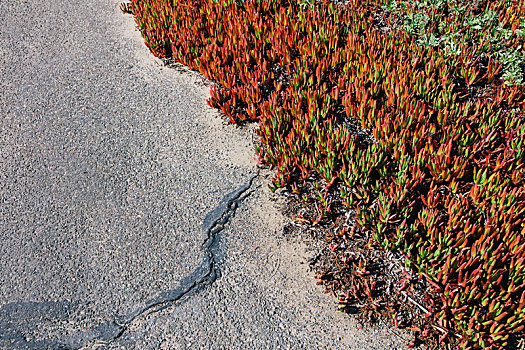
<box><xmin>0</xmin><ymin>1</ymin><xmax>410</xmax><ymax>348</ymax></box>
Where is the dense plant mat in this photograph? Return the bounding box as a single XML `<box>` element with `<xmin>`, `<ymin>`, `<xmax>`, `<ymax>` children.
<box><xmin>378</xmin><ymin>0</ymin><xmax>525</xmax><ymax>86</ymax></box>
<box><xmin>125</xmin><ymin>0</ymin><xmax>525</xmax><ymax>347</ymax></box>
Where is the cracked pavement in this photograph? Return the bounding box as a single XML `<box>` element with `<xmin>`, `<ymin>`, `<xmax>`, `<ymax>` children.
<box><xmin>0</xmin><ymin>0</ymin><xmax>410</xmax><ymax>349</ymax></box>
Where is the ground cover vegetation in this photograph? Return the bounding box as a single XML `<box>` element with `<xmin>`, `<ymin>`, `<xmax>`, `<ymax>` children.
<box><xmin>122</xmin><ymin>0</ymin><xmax>525</xmax><ymax>347</ymax></box>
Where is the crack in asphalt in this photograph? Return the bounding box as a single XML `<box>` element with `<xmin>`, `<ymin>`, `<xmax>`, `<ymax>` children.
<box><xmin>0</xmin><ymin>174</ymin><xmax>259</xmax><ymax>350</ymax></box>
<box><xmin>99</xmin><ymin>172</ymin><xmax>260</xmax><ymax>347</ymax></box>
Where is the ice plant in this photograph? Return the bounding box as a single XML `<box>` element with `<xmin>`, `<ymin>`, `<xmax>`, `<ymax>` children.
<box><xmin>125</xmin><ymin>0</ymin><xmax>525</xmax><ymax>347</ymax></box>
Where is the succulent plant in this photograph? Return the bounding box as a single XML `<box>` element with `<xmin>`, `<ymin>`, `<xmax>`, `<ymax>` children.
<box><xmin>125</xmin><ymin>0</ymin><xmax>525</xmax><ymax>347</ymax></box>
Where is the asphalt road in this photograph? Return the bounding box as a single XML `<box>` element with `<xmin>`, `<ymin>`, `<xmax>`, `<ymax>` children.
<box><xmin>0</xmin><ymin>1</ymin><xmax>410</xmax><ymax>348</ymax></box>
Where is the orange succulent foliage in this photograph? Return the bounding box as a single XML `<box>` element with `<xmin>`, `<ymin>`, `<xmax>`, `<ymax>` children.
<box><xmin>127</xmin><ymin>0</ymin><xmax>525</xmax><ymax>347</ymax></box>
